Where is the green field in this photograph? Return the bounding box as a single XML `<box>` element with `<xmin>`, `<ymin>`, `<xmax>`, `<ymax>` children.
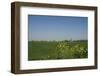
<box><xmin>28</xmin><ymin>40</ymin><xmax>88</xmax><ymax>60</ymax></box>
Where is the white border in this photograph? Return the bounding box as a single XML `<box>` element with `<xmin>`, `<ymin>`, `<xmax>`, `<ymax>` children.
<box><xmin>20</xmin><ymin>6</ymin><xmax>95</xmax><ymax>70</ymax></box>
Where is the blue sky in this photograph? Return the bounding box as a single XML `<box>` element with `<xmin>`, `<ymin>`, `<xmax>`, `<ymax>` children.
<box><xmin>28</xmin><ymin>15</ymin><xmax>88</xmax><ymax>41</ymax></box>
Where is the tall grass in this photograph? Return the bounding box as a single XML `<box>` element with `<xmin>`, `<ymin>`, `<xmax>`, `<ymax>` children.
<box><xmin>28</xmin><ymin>40</ymin><xmax>88</xmax><ymax>60</ymax></box>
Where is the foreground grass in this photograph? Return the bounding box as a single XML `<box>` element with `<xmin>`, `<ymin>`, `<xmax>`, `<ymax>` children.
<box><xmin>28</xmin><ymin>40</ymin><xmax>88</xmax><ymax>60</ymax></box>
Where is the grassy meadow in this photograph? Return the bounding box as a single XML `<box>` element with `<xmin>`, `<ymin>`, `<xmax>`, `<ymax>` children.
<box><xmin>28</xmin><ymin>40</ymin><xmax>88</xmax><ymax>60</ymax></box>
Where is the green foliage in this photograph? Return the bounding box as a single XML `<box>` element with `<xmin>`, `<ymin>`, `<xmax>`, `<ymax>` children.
<box><xmin>28</xmin><ymin>40</ymin><xmax>88</xmax><ymax>60</ymax></box>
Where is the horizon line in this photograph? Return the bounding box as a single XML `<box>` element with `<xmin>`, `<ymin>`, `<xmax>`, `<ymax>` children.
<box><xmin>28</xmin><ymin>39</ymin><xmax>88</xmax><ymax>41</ymax></box>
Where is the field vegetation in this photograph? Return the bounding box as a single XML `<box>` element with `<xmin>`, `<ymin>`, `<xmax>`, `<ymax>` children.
<box><xmin>28</xmin><ymin>40</ymin><xmax>88</xmax><ymax>60</ymax></box>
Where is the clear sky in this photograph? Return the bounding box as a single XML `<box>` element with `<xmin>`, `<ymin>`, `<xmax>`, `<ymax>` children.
<box><xmin>28</xmin><ymin>15</ymin><xmax>88</xmax><ymax>41</ymax></box>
